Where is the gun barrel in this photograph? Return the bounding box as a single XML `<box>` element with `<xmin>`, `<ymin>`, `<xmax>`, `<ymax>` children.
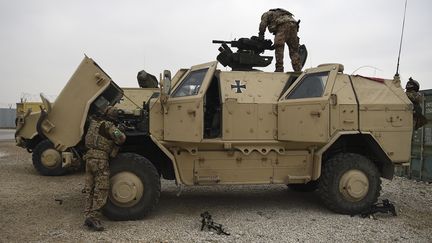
<box><xmin>212</xmin><ymin>40</ymin><xmax>232</xmax><ymax>44</ymax></box>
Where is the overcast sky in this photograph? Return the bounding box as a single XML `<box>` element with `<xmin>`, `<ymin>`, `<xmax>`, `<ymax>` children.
<box><xmin>0</xmin><ymin>0</ymin><xmax>431</xmax><ymax>107</ymax></box>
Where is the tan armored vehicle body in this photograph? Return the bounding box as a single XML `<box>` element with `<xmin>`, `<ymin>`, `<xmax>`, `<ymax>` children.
<box><xmin>16</xmin><ymin>56</ymin><xmax>413</xmax><ymax>219</ymax></box>
<box><xmin>152</xmin><ymin>63</ymin><xmax>411</xmax><ymax>185</ymax></box>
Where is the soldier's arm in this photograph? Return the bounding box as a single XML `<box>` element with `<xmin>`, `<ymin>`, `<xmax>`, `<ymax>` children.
<box><xmin>258</xmin><ymin>13</ymin><xmax>269</xmax><ymax>38</ymax></box>
<box><xmin>407</xmin><ymin>91</ymin><xmax>422</xmax><ymax>104</ymax></box>
<box><xmin>406</xmin><ymin>91</ymin><xmax>416</xmax><ymax>103</ymax></box>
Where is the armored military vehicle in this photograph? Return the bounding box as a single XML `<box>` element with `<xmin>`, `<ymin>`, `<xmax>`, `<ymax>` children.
<box><xmin>16</xmin><ymin>45</ymin><xmax>413</xmax><ymax>219</ymax></box>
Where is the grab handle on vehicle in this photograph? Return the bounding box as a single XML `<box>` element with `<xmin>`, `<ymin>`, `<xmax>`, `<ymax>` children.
<box><xmin>310</xmin><ymin>111</ymin><xmax>321</xmax><ymax>117</ymax></box>
<box><xmin>187</xmin><ymin>109</ymin><xmax>196</xmax><ymax>116</ymax></box>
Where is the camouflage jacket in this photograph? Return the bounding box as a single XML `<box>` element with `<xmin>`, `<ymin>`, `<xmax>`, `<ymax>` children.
<box><xmin>406</xmin><ymin>90</ymin><xmax>422</xmax><ymax>105</ymax></box>
<box><xmin>259</xmin><ymin>9</ymin><xmax>296</xmax><ymax>35</ymax></box>
<box><xmin>84</xmin><ymin>118</ymin><xmax>126</xmax><ymax>159</ymax></box>
<box><xmin>406</xmin><ymin>90</ymin><xmax>423</xmax><ymax>114</ymax></box>
<box><xmin>406</xmin><ymin>90</ymin><xmax>428</xmax><ymax>130</ymax></box>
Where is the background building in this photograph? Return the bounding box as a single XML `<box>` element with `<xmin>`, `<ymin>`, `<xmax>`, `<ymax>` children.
<box><xmin>0</xmin><ymin>108</ymin><xmax>16</xmax><ymax>128</ymax></box>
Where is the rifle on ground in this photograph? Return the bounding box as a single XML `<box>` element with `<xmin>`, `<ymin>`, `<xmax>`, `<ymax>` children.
<box><xmin>200</xmin><ymin>211</ymin><xmax>230</xmax><ymax>235</ymax></box>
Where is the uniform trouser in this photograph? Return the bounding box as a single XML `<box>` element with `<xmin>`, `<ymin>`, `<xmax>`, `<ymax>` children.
<box><xmin>84</xmin><ymin>158</ymin><xmax>110</xmax><ymax>219</ymax></box>
<box><xmin>274</xmin><ymin>22</ymin><xmax>301</xmax><ymax>72</ymax></box>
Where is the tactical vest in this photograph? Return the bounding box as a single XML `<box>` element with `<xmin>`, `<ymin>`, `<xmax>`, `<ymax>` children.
<box><xmin>85</xmin><ymin>119</ymin><xmax>115</xmax><ymax>156</ymax></box>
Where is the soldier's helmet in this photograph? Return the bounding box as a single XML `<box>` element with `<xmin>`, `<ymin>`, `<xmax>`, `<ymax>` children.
<box><xmin>406</xmin><ymin>77</ymin><xmax>420</xmax><ymax>92</ymax></box>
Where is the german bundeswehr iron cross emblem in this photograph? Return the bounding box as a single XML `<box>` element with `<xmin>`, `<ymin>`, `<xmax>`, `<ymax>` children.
<box><xmin>231</xmin><ymin>80</ymin><xmax>246</xmax><ymax>93</ymax></box>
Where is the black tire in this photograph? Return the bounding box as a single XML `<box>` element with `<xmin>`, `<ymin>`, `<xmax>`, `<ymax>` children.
<box><xmin>318</xmin><ymin>153</ymin><xmax>381</xmax><ymax>214</ymax></box>
<box><xmin>103</xmin><ymin>153</ymin><xmax>161</xmax><ymax>221</ymax></box>
<box><xmin>32</xmin><ymin>139</ymin><xmax>67</xmax><ymax>176</ymax></box>
<box><xmin>288</xmin><ymin>180</ymin><xmax>318</xmax><ymax>192</ymax></box>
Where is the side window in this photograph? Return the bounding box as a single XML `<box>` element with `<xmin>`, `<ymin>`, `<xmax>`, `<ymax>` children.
<box><xmin>286</xmin><ymin>72</ymin><xmax>329</xmax><ymax>99</ymax></box>
<box><xmin>171</xmin><ymin>68</ymin><xmax>209</xmax><ymax>97</ymax></box>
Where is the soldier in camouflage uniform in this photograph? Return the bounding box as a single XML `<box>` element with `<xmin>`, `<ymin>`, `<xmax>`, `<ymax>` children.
<box><xmin>259</xmin><ymin>8</ymin><xmax>302</xmax><ymax>72</ymax></box>
<box><xmin>405</xmin><ymin>77</ymin><xmax>427</xmax><ymax>130</ymax></box>
<box><xmin>83</xmin><ymin>106</ymin><xmax>126</xmax><ymax>231</ymax></box>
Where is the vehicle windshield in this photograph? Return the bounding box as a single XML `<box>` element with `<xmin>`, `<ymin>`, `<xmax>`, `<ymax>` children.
<box><xmin>286</xmin><ymin>72</ymin><xmax>329</xmax><ymax>99</ymax></box>
<box><xmin>171</xmin><ymin>68</ymin><xmax>208</xmax><ymax>97</ymax></box>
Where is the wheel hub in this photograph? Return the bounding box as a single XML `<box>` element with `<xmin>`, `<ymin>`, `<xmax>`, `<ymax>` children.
<box><xmin>339</xmin><ymin>169</ymin><xmax>369</xmax><ymax>202</ymax></box>
<box><xmin>110</xmin><ymin>172</ymin><xmax>144</xmax><ymax>207</ymax></box>
<box><xmin>40</xmin><ymin>149</ymin><xmax>61</xmax><ymax>168</ymax></box>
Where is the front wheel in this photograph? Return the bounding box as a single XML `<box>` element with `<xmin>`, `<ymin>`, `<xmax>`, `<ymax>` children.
<box><xmin>102</xmin><ymin>153</ymin><xmax>161</xmax><ymax>221</ymax></box>
<box><xmin>318</xmin><ymin>153</ymin><xmax>381</xmax><ymax>214</ymax></box>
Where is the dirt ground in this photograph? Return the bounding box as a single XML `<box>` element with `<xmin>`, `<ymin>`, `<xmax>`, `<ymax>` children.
<box><xmin>1</xmin><ymin>140</ymin><xmax>431</xmax><ymax>242</ymax></box>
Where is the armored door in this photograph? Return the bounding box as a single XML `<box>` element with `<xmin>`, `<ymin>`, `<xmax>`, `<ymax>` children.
<box><xmin>164</xmin><ymin>62</ymin><xmax>217</xmax><ymax>142</ymax></box>
<box><xmin>278</xmin><ymin>65</ymin><xmax>338</xmax><ymax>143</ymax></box>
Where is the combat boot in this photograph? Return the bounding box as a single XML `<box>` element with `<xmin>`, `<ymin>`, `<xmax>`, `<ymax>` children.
<box><xmin>84</xmin><ymin>217</ymin><xmax>104</xmax><ymax>231</ymax></box>
<box><xmin>275</xmin><ymin>61</ymin><xmax>284</xmax><ymax>72</ymax></box>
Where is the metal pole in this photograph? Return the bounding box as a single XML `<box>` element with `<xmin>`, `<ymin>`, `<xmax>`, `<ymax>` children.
<box><xmin>395</xmin><ymin>0</ymin><xmax>408</xmax><ymax>76</ymax></box>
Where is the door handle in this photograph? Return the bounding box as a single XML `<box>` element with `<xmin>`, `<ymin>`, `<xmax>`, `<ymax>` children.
<box><xmin>310</xmin><ymin>111</ymin><xmax>321</xmax><ymax>117</ymax></box>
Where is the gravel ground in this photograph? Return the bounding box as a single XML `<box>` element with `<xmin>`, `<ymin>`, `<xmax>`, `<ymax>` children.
<box><xmin>0</xmin><ymin>140</ymin><xmax>431</xmax><ymax>242</ymax></box>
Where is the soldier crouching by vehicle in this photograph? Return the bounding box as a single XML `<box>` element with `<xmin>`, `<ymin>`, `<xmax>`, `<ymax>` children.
<box><xmin>82</xmin><ymin>106</ymin><xmax>126</xmax><ymax>231</ymax></box>
<box><xmin>405</xmin><ymin>77</ymin><xmax>427</xmax><ymax>130</ymax></box>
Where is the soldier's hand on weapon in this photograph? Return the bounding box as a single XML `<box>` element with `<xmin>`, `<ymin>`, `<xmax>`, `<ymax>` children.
<box><xmin>258</xmin><ymin>33</ymin><xmax>264</xmax><ymax>40</ymax></box>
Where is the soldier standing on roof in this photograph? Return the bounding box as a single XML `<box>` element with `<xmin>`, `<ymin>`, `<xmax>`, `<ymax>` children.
<box><xmin>405</xmin><ymin>77</ymin><xmax>427</xmax><ymax>130</ymax></box>
<box><xmin>258</xmin><ymin>8</ymin><xmax>302</xmax><ymax>72</ymax></box>
<box><xmin>82</xmin><ymin>106</ymin><xmax>126</xmax><ymax>231</ymax></box>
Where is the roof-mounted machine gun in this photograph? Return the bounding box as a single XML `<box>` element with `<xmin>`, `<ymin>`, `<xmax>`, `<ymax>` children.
<box><xmin>212</xmin><ymin>36</ymin><xmax>274</xmax><ymax>71</ymax></box>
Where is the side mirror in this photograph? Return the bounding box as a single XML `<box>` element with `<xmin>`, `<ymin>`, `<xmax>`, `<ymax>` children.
<box><xmin>161</xmin><ymin>70</ymin><xmax>172</xmax><ymax>96</ymax></box>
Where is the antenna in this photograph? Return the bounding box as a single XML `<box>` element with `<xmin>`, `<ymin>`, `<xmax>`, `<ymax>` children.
<box><xmin>395</xmin><ymin>0</ymin><xmax>408</xmax><ymax>77</ymax></box>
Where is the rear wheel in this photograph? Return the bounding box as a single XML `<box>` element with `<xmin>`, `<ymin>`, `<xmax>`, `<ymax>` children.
<box><xmin>318</xmin><ymin>153</ymin><xmax>381</xmax><ymax>214</ymax></box>
<box><xmin>32</xmin><ymin>139</ymin><xmax>67</xmax><ymax>176</ymax></box>
<box><xmin>103</xmin><ymin>153</ymin><xmax>161</xmax><ymax>221</ymax></box>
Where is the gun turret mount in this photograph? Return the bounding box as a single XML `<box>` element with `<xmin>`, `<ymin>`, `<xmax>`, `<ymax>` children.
<box><xmin>213</xmin><ymin>36</ymin><xmax>274</xmax><ymax>71</ymax></box>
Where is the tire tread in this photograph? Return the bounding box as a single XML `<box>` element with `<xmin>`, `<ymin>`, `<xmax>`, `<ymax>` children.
<box><xmin>103</xmin><ymin>152</ymin><xmax>161</xmax><ymax>221</ymax></box>
<box><xmin>32</xmin><ymin>139</ymin><xmax>67</xmax><ymax>176</ymax></box>
<box><xmin>318</xmin><ymin>153</ymin><xmax>381</xmax><ymax>214</ymax></box>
